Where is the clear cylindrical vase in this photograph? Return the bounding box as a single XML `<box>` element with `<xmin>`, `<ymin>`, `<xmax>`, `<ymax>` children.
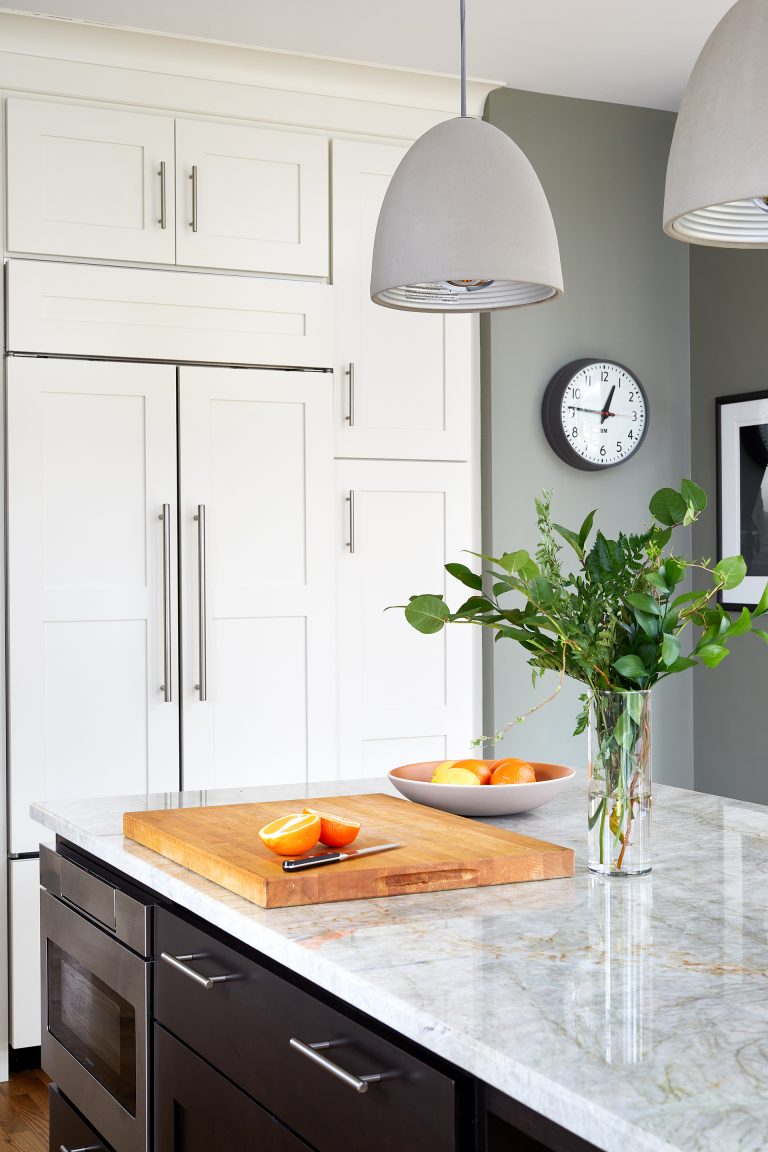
<box><xmin>588</xmin><ymin>689</ymin><xmax>651</xmax><ymax>876</ymax></box>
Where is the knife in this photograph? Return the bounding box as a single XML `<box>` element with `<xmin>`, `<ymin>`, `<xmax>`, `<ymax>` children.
<box><xmin>281</xmin><ymin>843</ymin><xmax>402</xmax><ymax>872</ymax></box>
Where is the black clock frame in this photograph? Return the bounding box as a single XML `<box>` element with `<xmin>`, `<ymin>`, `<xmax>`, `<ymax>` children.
<box><xmin>541</xmin><ymin>358</ymin><xmax>650</xmax><ymax>471</ymax></box>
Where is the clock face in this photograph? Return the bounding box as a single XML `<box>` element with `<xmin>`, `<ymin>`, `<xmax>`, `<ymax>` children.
<box><xmin>542</xmin><ymin>359</ymin><xmax>649</xmax><ymax>471</ymax></box>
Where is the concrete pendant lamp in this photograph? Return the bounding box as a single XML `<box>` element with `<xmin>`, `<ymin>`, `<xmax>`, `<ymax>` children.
<box><xmin>370</xmin><ymin>0</ymin><xmax>563</xmax><ymax>312</ymax></box>
<box><xmin>664</xmin><ymin>0</ymin><xmax>768</xmax><ymax>246</ymax></box>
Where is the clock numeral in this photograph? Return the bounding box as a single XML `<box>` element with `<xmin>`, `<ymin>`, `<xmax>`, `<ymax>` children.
<box><xmin>573</xmin><ymin>387</ymin><xmax>581</xmax><ymax>399</ymax></box>
<box><xmin>568</xmin><ymin>406</ymin><xmax>575</xmax><ymax>416</ymax></box>
<box><xmin>601</xmin><ymin>370</ymin><xmax>609</xmax><ymax>382</ymax></box>
<box><xmin>628</xmin><ymin>392</ymin><xmax>635</xmax><ymax>400</ymax></box>
<box><xmin>628</xmin><ymin>430</ymin><xmax>634</xmax><ymax>439</ymax></box>
<box><xmin>572</xmin><ymin>426</ymin><xmax>578</xmax><ymax>437</ymax></box>
<box><xmin>632</xmin><ymin>412</ymin><xmax>638</xmax><ymax>421</ymax></box>
<box><xmin>600</xmin><ymin>446</ymin><xmax>606</xmax><ymax>457</ymax></box>
<box><xmin>617</xmin><ymin>442</ymin><xmax>622</xmax><ymax>453</ymax></box>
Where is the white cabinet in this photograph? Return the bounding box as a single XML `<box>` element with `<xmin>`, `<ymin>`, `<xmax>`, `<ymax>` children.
<box><xmin>179</xmin><ymin>367</ymin><xmax>335</xmax><ymax>790</ymax></box>
<box><xmin>175</xmin><ymin>119</ymin><xmax>329</xmax><ymax>275</ymax></box>
<box><xmin>332</xmin><ymin>139</ymin><xmax>473</xmax><ymax>461</ymax></box>
<box><xmin>7</xmin><ymin>358</ymin><xmax>180</xmax><ymax>853</ymax></box>
<box><xmin>334</xmin><ymin>460</ymin><xmax>476</xmax><ymax>778</ymax></box>
<box><xmin>9</xmin><ymin>860</ymin><xmax>41</xmax><ymax>1050</ymax></box>
<box><xmin>6</xmin><ymin>98</ymin><xmax>175</xmax><ymax>263</ymax></box>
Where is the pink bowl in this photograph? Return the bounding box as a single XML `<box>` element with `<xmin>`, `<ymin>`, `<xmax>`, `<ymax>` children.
<box><xmin>388</xmin><ymin>760</ymin><xmax>576</xmax><ymax>816</ymax></box>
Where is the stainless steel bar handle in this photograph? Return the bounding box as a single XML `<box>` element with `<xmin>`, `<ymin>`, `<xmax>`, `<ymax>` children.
<box><xmin>60</xmin><ymin>1144</ymin><xmax>104</xmax><ymax>1152</ymax></box>
<box><xmin>346</xmin><ymin>490</ymin><xmax>355</xmax><ymax>554</ymax></box>
<box><xmin>160</xmin><ymin>504</ymin><xmax>172</xmax><ymax>702</ymax></box>
<box><xmin>160</xmin><ymin>952</ymin><xmax>240</xmax><ymax>990</ymax></box>
<box><xmin>345</xmin><ymin>362</ymin><xmax>355</xmax><ymax>426</ymax></box>
<box><xmin>289</xmin><ymin>1038</ymin><xmax>389</xmax><ymax>1094</ymax></box>
<box><xmin>190</xmin><ymin>164</ymin><xmax>199</xmax><ymax>232</ymax></box>
<box><xmin>194</xmin><ymin>505</ymin><xmax>207</xmax><ymax>701</ymax></box>
<box><xmin>158</xmin><ymin>160</ymin><xmax>167</xmax><ymax>229</ymax></box>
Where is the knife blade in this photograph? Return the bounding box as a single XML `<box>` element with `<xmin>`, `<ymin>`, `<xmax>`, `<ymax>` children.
<box><xmin>281</xmin><ymin>843</ymin><xmax>402</xmax><ymax>872</ymax></box>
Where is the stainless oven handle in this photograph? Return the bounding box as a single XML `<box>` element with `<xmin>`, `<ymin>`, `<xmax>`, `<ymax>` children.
<box><xmin>161</xmin><ymin>951</ymin><xmax>240</xmax><ymax>990</ymax></box>
<box><xmin>61</xmin><ymin>1144</ymin><xmax>105</xmax><ymax>1151</ymax></box>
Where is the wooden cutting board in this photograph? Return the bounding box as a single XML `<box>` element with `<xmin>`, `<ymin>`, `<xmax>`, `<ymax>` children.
<box><xmin>123</xmin><ymin>794</ymin><xmax>574</xmax><ymax>909</ymax></box>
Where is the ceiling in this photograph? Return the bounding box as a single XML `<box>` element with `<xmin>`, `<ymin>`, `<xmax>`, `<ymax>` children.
<box><xmin>4</xmin><ymin>0</ymin><xmax>737</xmax><ymax>111</ymax></box>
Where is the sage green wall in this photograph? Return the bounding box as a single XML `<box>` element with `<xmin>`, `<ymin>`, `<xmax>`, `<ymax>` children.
<box><xmin>483</xmin><ymin>88</ymin><xmax>694</xmax><ymax>787</ymax></box>
<box><xmin>690</xmin><ymin>248</ymin><xmax>768</xmax><ymax>803</ymax></box>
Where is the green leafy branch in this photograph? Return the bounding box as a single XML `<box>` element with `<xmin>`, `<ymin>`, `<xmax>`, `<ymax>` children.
<box><xmin>402</xmin><ymin>479</ymin><xmax>768</xmax><ymax>738</ymax></box>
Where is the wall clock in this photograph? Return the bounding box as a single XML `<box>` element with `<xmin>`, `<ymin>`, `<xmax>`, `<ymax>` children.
<box><xmin>541</xmin><ymin>358</ymin><xmax>649</xmax><ymax>471</ymax></box>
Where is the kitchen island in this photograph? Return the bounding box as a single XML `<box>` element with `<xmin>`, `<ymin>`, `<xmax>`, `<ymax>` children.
<box><xmin>33</xmin><ymin>775</ymin><xmax>768</xmax><ymax>1152</ymax></box>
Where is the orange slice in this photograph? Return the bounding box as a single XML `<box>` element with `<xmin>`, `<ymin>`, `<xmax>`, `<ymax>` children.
<box><xmin>303</xmin><ymin>807</ymin><xmax>361</xmax><ymax>849</ymax></box>
<box><xmin>258</xmin><ymin>812</ymin><xmax>321</xmax><ymax>856</ymax></box>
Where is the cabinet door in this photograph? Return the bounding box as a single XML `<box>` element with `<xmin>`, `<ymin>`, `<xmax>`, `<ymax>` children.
<box><xmin>7</xmin><ymin>358</ymin><xmax>179</xmax><ymax>852</ymax></box>
<box><xmin>334</xmin><ymin>460</ymin><xmax>477</xmax><ymax>778</ymax></box>
<box><xmin>179</xmin><ymin>367</ymin><xmax>334</xmax><ymax>791</ymax></box>
<box><xmin>332</xmin><ymin>139</ymin><xmax>473</xmax><ymax>460</ymax></box>
<box><xmin>155</xmin><ymin>1025</ymin><xmax>311</xmax><ymax>1152</ymax></box>
<box><xmin>6</xmin><ymin>98</ymin><xmax>175</xmax><ymax>263</ymax></box>
<box><xmin>175</xmin><ymin>119</ymin><xmax>329</xmax><ymax>275</ymax></box>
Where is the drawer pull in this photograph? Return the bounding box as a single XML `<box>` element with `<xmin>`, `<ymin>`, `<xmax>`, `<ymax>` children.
<box><xmin>60</xmin><ymin>1145</ymin><xmax>104</xmax><ymax>1151</ymax></box>
<box><xmin>289</xmin><ymin>1037</ymin><xmax>392</xmax><ymax>1094</ymax></box>
<box><xmin>161</xmin><ymin>951</ymin><xmax>240</xmax><ymax>990</ymax></box>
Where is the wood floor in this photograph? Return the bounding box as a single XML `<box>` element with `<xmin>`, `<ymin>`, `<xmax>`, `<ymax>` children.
<box><xmin>0</xmin><ymin>1071</ymin><xmax>48</xmax><ymax>1151</ymax></box>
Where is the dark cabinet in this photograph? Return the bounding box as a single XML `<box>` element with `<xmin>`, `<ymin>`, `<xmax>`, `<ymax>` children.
<box><xmin>48</xmin><ymin>1084</ymin><xmax>113</xmax><ymax>1152</ymax></box>
<box><xmin>154</xmin><ymin>1024</ymin><xmax>312</xmax><ymax>1152</ymax></box>
<box><xmin>155</xmin><ymin>908</ymin><xmax>458</xmax><ymax>1152</ymax></box>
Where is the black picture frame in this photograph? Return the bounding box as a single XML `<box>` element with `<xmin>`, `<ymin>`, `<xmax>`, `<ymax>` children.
<box><xmin>716</xmin><ymin>390</ymin><xmax>768</xmax><ymax>611</ymax></box>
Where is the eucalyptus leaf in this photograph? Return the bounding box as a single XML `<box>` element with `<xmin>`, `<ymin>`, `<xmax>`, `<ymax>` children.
<box><xmin>714</xmin><ymin>555</ymin><xmax>747</xmax><ymax>590</ymax></box>
<box><xmin>661</xmin><ymin>633</ymin><xmax>681</xmax><ymax>666</ymax></box>
<box><xmin>445</xmin><ymin>562</ymin><xmax>481</xmax><ymax>591</ymax></box>
<box><xmin>404</xmin><ymin>595</ymin><xmax>450</xmax><ymax>634</ymax></box>
<box><xmin>649</xmin><ymin>488</ymin><xmax>687</xmax><ymax>526</ymax></box>
<box><xmin>681</xmin><ymin>478</ymin><xmax>707</xmax><ymax>513</ymax></box>
<box><xmin>664</xmin><ymin>557</ymin><xmax>686</xmax><ymax>588</ymax></box>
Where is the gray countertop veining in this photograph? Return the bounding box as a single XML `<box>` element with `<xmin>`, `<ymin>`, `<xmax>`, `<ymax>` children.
<box><xmin>32</xmin><ymin>775</ymin><xmax>768</xmax><ymax>1152</ymax></box>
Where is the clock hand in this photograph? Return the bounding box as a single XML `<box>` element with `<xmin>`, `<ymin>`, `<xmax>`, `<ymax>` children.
<box><xmin>600</xmin><ymin>385</ymin><xmax>616</xmax><ymax>425</ymax></box>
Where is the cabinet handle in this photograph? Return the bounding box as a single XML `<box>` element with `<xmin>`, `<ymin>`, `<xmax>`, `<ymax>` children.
<box><xmin>345</xmin><ymin>362</ymin><xmax>355</xmax><ymax>426</ymax></box>
<box><xmin>159</xmin><ymin>505</ymin><xmax>172</xmax><ymax>702</ymax></box>
<box><xmin>60</xmin><ymin>1145</ymin><xmax>104</xmax><ymax>1151</ymax></box>
<box><xmin>160</xmin><ymin>952</ymin><xmax>240</xmax><ymax>990</ymax></box>
<box><xmin>190</xmin><ymin>164</ymin><xmax>199</xmax><ymax>232</ymax></box>
<box><xmin>158</xmin><ymin>161</ymin><xmax>167</xmax><ymax>229</ymax></box>
<box><xmin>193</xmin><ymin>505</ymin><xmax>207</xmax><ymax>701</ymax></box>
<box><xmin>289</xmin><ymin>1037</ymin><xmax>392</xmax><ymax>1094</ymax></box>
<box><xmin>346</xmin><ymin>490</ymin><xmax>355</xmax><ymax>554</ymax></box>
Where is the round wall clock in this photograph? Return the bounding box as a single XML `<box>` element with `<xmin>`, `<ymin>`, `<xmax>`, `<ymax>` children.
<box><xmin>541</xmin><ymin>358</ymin><xmax>649</xmax><ymax>471</ymax></box>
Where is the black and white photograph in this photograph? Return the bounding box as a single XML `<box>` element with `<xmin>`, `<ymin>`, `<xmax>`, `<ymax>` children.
<box><xmin>717</xmin><ymin>391</ymin><xmax>768</xmax><ymax>607</ymax></box>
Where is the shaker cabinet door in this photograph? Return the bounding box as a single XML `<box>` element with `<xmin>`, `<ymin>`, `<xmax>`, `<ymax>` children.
<box><xmin>7</xmin><ymin>358</ymin><xmax>180</xmax><ymax>852</ymax></box>
<box><xmin>175</xmin><ymin>118</ymin><xmax>329</xmax><ymax>275</ymax></box>
<box><xmin>179</xmin><ymin>366</ymin><xmax>335</xmax><ymax>791</ymax></box>
<box><xmin>332</xmin><ymin>139</ymin><xmax>474</xmax><ymax>460</ymax></box>
<box><xmin>333</xmin><ymin>459</ymin><xmax>477</xmax><ymax>779</ymax></box>
<box><xmin>6</xmin><ymin>97</ymin><xmax>175</xmax><ymax>263</ymax></box>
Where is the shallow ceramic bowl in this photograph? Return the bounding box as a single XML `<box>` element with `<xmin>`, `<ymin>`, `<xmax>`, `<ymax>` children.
<box><xmin>388</xmin><ymin>761</ymin><xmax>576</xmax><ymax>817</ymax></box>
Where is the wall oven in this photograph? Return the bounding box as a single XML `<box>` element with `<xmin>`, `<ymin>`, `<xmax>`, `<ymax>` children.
<box><xmin>40</xmin><ymin>843</ymin><xmax>154</xmax><ymax>1152</ymax></box>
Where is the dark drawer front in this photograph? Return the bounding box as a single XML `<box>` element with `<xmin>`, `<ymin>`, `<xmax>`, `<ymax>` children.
<box><xmin>155</xmin><ymin>1024</ymin><xmax>311</xmax><ymax>1152</ymax></box>
<box><xmin>49</xmin><ymin>1085</ymin><xmax>113</xmax><ymax>1152</ymax></box>
<box><xmin>155</xmin><ymin>908</ymin><xmax>456</xmax><ymax>1152</ymax></box>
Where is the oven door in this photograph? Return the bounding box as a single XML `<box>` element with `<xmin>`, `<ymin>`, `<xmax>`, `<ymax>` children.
<box><xmin>41</xmin><ymin>888</ymin><xmax>149</xmax><ymax>1152</ymax></box>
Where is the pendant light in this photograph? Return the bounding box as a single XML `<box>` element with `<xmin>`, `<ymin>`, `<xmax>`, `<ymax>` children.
<box><xmin>664</xmin><ymin>0</ymin><xmax>768</xmax><ymax>246</ymax></box>
<box><xmin>370</xmin><ymin>0</ymin><xmax>563</xmax><ymax>312</ymax></box>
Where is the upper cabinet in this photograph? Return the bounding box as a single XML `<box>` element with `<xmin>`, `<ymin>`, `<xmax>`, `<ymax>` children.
<box><xmin>332</xmin><ymin>139</ymin><xmax>473</xmax><ymax>461</ymax></box>
<box><xmin>6</xmin><ymin>97</ymin><xmax>175</xmax><ymax>264</ymax></box>
<box><xmin>6</xmin><ymin>98</ymin><xmax>329</xmax><ymax>277</ymax></box>
<box><xmin>175</xmin><ymin>119</ymin><xmax>329</xmax><ymax>276</ymax></box>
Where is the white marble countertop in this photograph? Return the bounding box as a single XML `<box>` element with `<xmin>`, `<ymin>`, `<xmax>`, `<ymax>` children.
<box><xmin>32</xmin><ymin>775</ymin><xmax>768</xmax><ymax>1152</ymax></box>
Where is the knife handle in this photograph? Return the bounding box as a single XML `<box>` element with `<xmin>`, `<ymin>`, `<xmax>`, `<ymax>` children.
<box><xmin>282</xmin><ymin>852</ymin><xmax>343</xmax><ymax>872</ymax></box>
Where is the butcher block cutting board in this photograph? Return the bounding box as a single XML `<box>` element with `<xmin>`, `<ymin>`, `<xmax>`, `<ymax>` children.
<box><xmin>123</xmin><ymin>794</ymin><xmax>574</xmax><ymax>909</ymax></box>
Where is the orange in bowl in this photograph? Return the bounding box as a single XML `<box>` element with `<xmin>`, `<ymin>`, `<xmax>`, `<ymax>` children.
<box><xmin>490</xmin><ymin>758</ymin><xmax>537</xmax><ymax>785</ymax></box>
<box><xmin>258</xmin><ymin>812</ymin><xmax>321</xmax><ymax>856</ymax></box>
<box><xmin>451</xmin><ymin>758</ymin><xmax>494</xmax><ymax>785</ymax></box>
<box><xmin>304</xmin><ymin>807</ymin><xmax>361</xmax><ymax>849</ymax></box>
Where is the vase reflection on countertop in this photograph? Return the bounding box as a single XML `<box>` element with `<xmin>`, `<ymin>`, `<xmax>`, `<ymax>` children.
<box><xmin>566</xmin><ymin>874</ymin><xmax>653</xmax><ymax>1066</ymax></box>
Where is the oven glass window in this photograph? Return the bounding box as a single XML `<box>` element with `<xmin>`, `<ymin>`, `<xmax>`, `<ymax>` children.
<box><xmin>48</xmin><ymin>940</ymin><xmax>137</xmax><ymax>1115</ymax></box>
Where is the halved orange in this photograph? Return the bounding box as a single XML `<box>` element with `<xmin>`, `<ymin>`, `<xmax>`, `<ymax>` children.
<box><xmin>303</xmin><ymin>807</ymin><xmax>361</xmax><ymax>849</ymax></box>
<box><xmin>258</xmin><ymin>812</ymin><xmax>321</xmax><ymax>856</ymax></box>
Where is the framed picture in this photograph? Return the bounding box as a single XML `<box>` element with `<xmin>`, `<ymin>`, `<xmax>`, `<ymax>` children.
<box><xmin>717</xmin><ymin>391</ymin><xmax>768</xmax><ymax>609</ymax></box>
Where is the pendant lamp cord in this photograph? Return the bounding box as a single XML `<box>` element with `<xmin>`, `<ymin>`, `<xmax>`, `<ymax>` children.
<box><xmin>460</xmin><ymin>0</ymin><xmax>467</xmax><ymax>116</ymax></box>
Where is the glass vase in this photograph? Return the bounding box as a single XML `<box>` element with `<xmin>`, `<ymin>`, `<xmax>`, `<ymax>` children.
<box><xmin>588</xmin><ymin>689</ymin><xmax>651</xmax><ymax>876</ymax></box>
